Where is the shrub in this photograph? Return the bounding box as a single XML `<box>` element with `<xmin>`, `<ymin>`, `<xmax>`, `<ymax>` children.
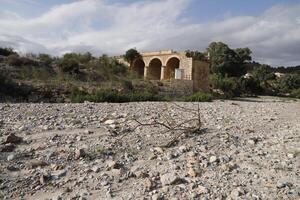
<box><xmin>70</xmin><ymin>87</ymin><xmax>89</xmax><ymax>103</ymax></box>
<box><xmin>7</xmin><ymin>54</ymin><xmax>23</xmax><ymax>66</ymax></box>
<box><xmin>88</xmin><ymin>55</ymin><xmax>127</xmax><ymax>80</ymax></box>
<box><xmin>210</xmin><ymin>74</ymin><xmax>240</xmax><ymax>97</ymax></box>
<box><xmin>291</xmin><ymin>89</ymin><xmax>300</xmax><ymax>99</ymax></box>
<box><xmin>278</xmin><ymin>74</ymin><xmax>300</xmax><ymax>92</ymax></box>
<box><xmin>184</xmin><ymin>92</ymin><xmax>213</xmax><ymax>102</ymax></box>
<box><xmin>7</xmin><ymin>54</ymin><xmax>38</xmax><ymax>66</ymax></box>
<box><xmin>38</xmin><ymin>54</ymin><xmax>53</xmax><ymax>65</ymax></box>
<box><xmin>122</xmin><ymin>80</ymin><xmax>134</xmax><ymax>91</ymax></box>
<box><xmin>16</xmin><ymin>66</ymin><xmax>52</xmax><ymax>80</ymax></box>
<box><xmin>71</xmin><ymin>89</ymin><xmax>164</xmax><ymax>103</ymax></box>
<box><xmin>62</xmin><ymin>52</ymin><xmax>92</xmax><ymax>64</ymax></box>
<box><xmin>240</xmin><ymin>77</ymin><xmax>262</xmax><ymax>95</ymax></box>
<box><xmin>0</xmin><ymin>47</ymin><xmax>16</xmax><ymax>56</ymax></box>
<box><xmin>57</xmin><ymin>57</ymin><xmax>79</xmax><ymax>74</ymax></box>
<box><xmin>0</xmin><ymin>73</ymin><xmax>32</xmax><ymax>101</ymax></box>
<box><xmin>129</xmin><ymin>91</ymin><xmax>163</xmax><ymax>102</ymax></box>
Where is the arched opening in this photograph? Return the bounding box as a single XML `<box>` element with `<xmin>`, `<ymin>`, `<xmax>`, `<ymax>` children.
<box><xmin>132</xmin><ymin>58</ymin><xmax>145</xmax><ymax>78</ymax></box>
<box><xmin>148</xmin><ymin>58</ymin><xmax>162</xmax><ymax>80</ymax></box>
<box><xmin>165</xmin><ymin>57</ymin><xmax>180</xmax><ymax>79</ymax></box>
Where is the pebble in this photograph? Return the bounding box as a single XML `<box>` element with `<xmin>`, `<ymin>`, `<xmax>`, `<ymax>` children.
<box><xmin>104</xmin><ymin>120</ymin><xmax>115</xmax><ymax>125</ymax></box>
<box><xmin>92</xmin><ymin>166</ymin><xmax>100</xmax><ymax>173</ymax></box>
<box><xmin>7</xmin><ymin>154</ymin><xmax>15</xmax><ymax>161</ymax></box>
<box><xmin>0</xmin><ymin>101</ymin><xmax>298</xmax><ymax>199</ymax></box>
<box><xmin>75</xmin><ymin>148</ymin><xmax>86</xmax><ymax>159</ymax></box>
<box><xmin>209</xmin><ymin>156</ymin><xmax>218</xmax><ymax>163</ymax></box>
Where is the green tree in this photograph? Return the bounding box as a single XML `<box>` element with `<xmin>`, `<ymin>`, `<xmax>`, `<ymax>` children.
<box><xmin>235</xmin><ymin>48</ymin><xmax>252</xmax><ymax>63</ymax></box>
<box><xmin>124</xmin><ymin>48</ymin><xmax>141</xmax><ymax>67</ymax></box>
<box><xmin>185</xmin><ymin>50</ymin><xmax>206</xmax><ymax>61</ymax></box>
<box><xmin>252</xmin><ymin>64</ymin><xmax>272</xmax><ymax>83</ymax></box>
<box><xmin>207</xmin><ymin>42</ymin><xmax>246</xmax><ymax>77</ymax></box>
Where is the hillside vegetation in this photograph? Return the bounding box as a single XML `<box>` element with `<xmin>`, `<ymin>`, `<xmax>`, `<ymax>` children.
<box><xmin>0</xmin><ymin>43</ymin><xmax>299</xmax><ymax>103</ymax></box>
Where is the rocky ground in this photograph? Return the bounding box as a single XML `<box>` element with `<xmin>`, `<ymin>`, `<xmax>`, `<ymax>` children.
<box><xmin>0</xmin><ymin>97</ymin><xmax>299</xmax><ymax>200</ymax></box>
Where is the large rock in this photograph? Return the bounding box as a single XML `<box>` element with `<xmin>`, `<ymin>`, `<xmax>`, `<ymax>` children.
<box><xmin>4</xmin><ymin>133</ymin><xmax>23</xmax><ymax>144</ymax></box>
<box><xmin>0</xmin><ymin>144</ymin><xmax>16</xmax><ymax>152</ymax></box>
<box><xmin>26</xmin><ymin>159</ymin><xmax>48</xmax><ymax>169</ymax></box>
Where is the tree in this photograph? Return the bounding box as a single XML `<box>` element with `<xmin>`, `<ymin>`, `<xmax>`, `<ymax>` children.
<box><xmin>235</xmin><ymin>48</ymin><xmax>252</xmax><ymax>63</ymax></box>
<box><xmin>207</xmin><ymin>42</ymin><xmax>239</xmax><ymax>77</ymax></box>
<box><xmin>185</xmin><ymin>50</ymin><xmax>206</xmax><ymax>61</ymax></box>
<box><xmin>207</xmin><ymin>42</ymin><xmax>251</xmax><ymax>77</ymax></box>
<box><xmin>252</xmin><ymin>65</ymin><xmax>272</xmax><ymax>83</ymax></box>
<box><xmin>124</xmin><ymin>48</ymin><xmax>141</xmax><ymax>67</ymax></box>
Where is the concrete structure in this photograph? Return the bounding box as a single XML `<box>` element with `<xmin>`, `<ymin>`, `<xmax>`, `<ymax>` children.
<box><xmin>119</xmin><ymin>50</ymin><xmax>210</xmax><ymax>92</ymax></box>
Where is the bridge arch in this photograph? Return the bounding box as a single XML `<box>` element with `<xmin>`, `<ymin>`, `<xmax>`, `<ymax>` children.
<box><xmin>165</xmin><ymin>57</ymin><xmax>180</xmax><ymax>79</ymax></box>
<box><xmin>148</xmin><ymin>58</ymin><xmax>162</xmax><ymax>80</ymax></box>
<box><xmin>132</xmin><ymin>58</ymin><xmax>145</xmax><ymax>78</ymax></box>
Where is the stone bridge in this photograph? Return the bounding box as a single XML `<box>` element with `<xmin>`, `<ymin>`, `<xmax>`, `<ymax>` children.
<box><xmin>118</xmin><ymin>50</ymin><xmax>210</xmax><ymax>92</ymax></box>
<box><xmin>130</xmin><ymin>50</ymin><xmax>192</xmax><ymax>80</ymax></box>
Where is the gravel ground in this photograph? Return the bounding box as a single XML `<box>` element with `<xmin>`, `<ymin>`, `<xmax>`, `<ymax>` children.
<box><xmin>0</xmin><ymin>97</ymin><xmax>299</xmax><ymax>200</ymax></box>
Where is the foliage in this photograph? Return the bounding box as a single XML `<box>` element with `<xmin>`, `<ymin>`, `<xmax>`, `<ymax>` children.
<box><xmin>0</xmin><ymin>47</ymin><xmax>16</xmax><ymax>56</ymax></box>
<box><xmin>71</xmin><ymin>88</ymin><xmax>164</xmax><ymax>103</ymax></box>
<box><xmin>235</xmin><ymin>48</ymin><xmax>252</xmax><ymax>63</ymax></box>
<box><xmin>240</xmin><ymin>77</ymin><xmax>262</xmax><ymax>95</ymax></box>
<box><xmin>207</xmin><ymin>42</ymin><xmax>250</xmax><ymax>77</ymax></box>
<box><xmin>185</xmin><ymin>50</ymin><xmax>206</xmax><ymax>61</ymax></box>
<box><xmin>7</xmin><ymin>54</ymin><xmax>38</xmax><ymax>66</ymax></box>
<box><xmin>62</xmin><ymin>52</ymin><xmax>93</xmax><ymax>64</ymax></box>
<box><xmin>16</xmin><ymin>66</ymin><xmax>52</xmax><ymax>80</ymax></box>
<box><xmin>210</xmin><ymin>73</ymin><xmax>240</xmax><ymax>97</ymax></box>
<box><xmin>57</xmin><ymin>55</ymin><xmax>80</xmax><ymax>74</ymax></box>
<box><xmin>251</xmin><ymin>64</ymin><xmax>273</xmax><ymax>83</ymax></box>
<box><xmin>278</xmin><ymin>74</ymin><xmax>300</xmax><ymax>92</ymax></box>
<box><xmin>184</xmin><ymin>92</ymin><xmax>213</xmax><ymax>102</ymax></box>
<box><xmin>87</xmin><ymin>55</ymin><xmax>127</xmax><ymax>80</ymax></box>
<box><xmin>7</xmin><ymin>54</ymin><xmax>22</xmax><ymax>66</ymax></box>
<box><xmin>122</xmin><ymin>80</ymin><xmax>134</xmax><ymax>91</ymax></box>
<box><xmin>291</xmin><ymin>89</ymin><xmax>300</xmax><ymax>98</ymax></box>
<box><xmin>124</xmin><ymin>48</ymin><xmax>141</xmax><ymax>65</ymax></box>
<box><xmin>98</xmin><ymin>55</ymin><xmax>127</xmax><ymax>75</ymax></box>
<box><xmin>275</xmin><ymin>66</ymin><xmax>300</xmax><ymax>74</ymax></box>
<box><xmin>38</xmin><ymin>53</ymin><xmax>53</xmax><ymax>65</ymax></box>
<box><xmin>0</xmin><ymin>73</ymin><xmax>31</xmax><ymax>101</ymax></box>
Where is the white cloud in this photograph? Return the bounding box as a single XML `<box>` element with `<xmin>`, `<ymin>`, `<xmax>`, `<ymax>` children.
<box><xmin>0</xmin><ymin>0</ymin><xmax>300</xmax><ymax>66</ymax></box>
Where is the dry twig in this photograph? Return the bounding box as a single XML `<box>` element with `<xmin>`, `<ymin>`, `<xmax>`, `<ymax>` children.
<box><xmin>115</xmin><ymin>103</ymin><xmax>205</xmax><ymax>148</ymax></box>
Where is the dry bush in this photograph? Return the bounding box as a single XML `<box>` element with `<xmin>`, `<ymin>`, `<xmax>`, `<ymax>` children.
<box><xmin>116</xmin><ymin>102</ymin><xmax>205</xmax><ymax>148</ymax></box>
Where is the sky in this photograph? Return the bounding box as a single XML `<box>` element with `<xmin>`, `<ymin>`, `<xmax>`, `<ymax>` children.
<box><xmin>0</xmin><ymin>0</ymin><xmax>300</xmax><ymax>66</ymax></box>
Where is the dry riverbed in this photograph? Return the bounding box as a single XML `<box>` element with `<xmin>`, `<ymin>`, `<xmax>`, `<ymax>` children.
<box><xmin>0</xmin><ymin>97</ymin><xmax>299</xmax><ymax>200</ymax></box>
